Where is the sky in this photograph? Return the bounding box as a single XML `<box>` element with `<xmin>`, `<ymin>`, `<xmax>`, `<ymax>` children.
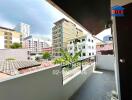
<box><xmin>0</xmin><ymin>0</ymin><xmax>110</xmax><ymax>40</ymax></box>
<box><xmin>96</xmin><ymin>28</ymin><xmax>111</xmax><ymax>41</ymax></box>
<box><xmin>0</xmin><ymin>0</ymin><xmax>67</xmax><ymax>39</ymax></box>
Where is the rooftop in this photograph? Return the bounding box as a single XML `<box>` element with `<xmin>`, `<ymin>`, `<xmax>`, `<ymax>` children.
<box><xmin>54</xmin><ymin>18</ymin><xmax>76</xmax><ymax>26</ymax></box>
<box><xmin>0</xmin><ymin>26</ymin><xmax>15</xmax><ymax>31</ymax></box>
<box><xmin>0</xmin><ymin>60</ymin><xmax>40</xmax><ymax>75</ymax></box>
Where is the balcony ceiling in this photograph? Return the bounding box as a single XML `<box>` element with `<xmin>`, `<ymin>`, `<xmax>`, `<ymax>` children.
<box><xmin>47</xmin><ymin>0</ymin><xmax>111</xmax><ymax>35</ymax></box>
<box><xmin>111</xmin><ymin>0</ymin><xmax>132</xmax><ymax>6</ymax></box>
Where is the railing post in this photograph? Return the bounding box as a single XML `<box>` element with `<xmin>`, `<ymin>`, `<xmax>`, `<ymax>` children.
<box><xmin>81</xmin><ymin>60</ymin><xmax>83</xmax><ymax>71</ymax></box>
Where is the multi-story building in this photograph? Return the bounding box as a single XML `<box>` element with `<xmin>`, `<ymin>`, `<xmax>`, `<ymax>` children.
<box><xmin>0</xmin><ymin>27</ymin><xmax>21</xmax><ymax>49</ymax></box>
<box><xmin>15</xmin><ymin>23</ymin><xmax>30</xmax><ymax>46</ymax></box>
<box><xmin>67</xmin><ymin>34</ymin><xmax>96</xmax><ymax>60</ymax></box>
<box><xmin>96</xmin><ymin>35</ymin><xmax>113</xmax><ymax>55</ymax></box>
<box><xmin>24</xmin><ymin>35</ymin><xmax>51</xmax><ymax>54</ymax></box>
<box><xmin>52</xmin><ymin>18</ymin><xmax>84</xmax><ymax>58</ymax></box>
<box><xmin>42</xmin><ymin>47</ymin><xmax>52</xmax><ymax>53</ymax></box>
<box><xmin>15</xmin><ymin>22</ymin><xmax>30</xmax><ymax>38</ymax></box>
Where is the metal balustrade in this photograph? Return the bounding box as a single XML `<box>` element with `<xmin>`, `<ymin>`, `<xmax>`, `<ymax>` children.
<box><xmin>61</xmin><ymin>56</ymin><xmax>96</xmax><ymax>81</ymax></box>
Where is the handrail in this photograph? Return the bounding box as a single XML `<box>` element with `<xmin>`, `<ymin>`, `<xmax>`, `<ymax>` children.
<box><xmin>61</xmin><ymin>56</ymin><xmax>96</xmax><ymax>71</ymax></box>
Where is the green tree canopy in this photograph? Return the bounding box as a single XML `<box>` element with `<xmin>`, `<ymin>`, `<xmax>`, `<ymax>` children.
<box><xmin>10</xmin><ymin>42</ymin><xmax>22</xmax><ymax>49</ymax></box>
<box><xmin>42</xmin><ymin>52</ymin><xmax>51</xmax><ymax>59</ymax></box>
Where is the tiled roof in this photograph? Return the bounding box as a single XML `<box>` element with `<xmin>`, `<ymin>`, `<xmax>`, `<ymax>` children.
<box><xmin>96</xmin><ymin>43</ymin><xmax>113</xmax><ymax>51</ymax></box>
<box><xmin>0</xmin><ymin>61</ymin><xmax>40</xmax><ymax>75</ymax></box>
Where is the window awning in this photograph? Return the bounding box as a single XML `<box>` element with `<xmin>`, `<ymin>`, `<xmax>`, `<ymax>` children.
<box><xmin>47</xmin><ymin>0</ymin><xmax>111</xmax><ymax>35</ymax></box>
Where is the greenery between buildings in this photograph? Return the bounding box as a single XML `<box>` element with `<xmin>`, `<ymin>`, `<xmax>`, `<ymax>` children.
<box><xmin>54</xmin><ymin>49</ymin><xmax>81</xmax><ymax>68</ymax></box>
<box><xmin>42</xmin><ymin>52</ymin><xmax>51</xmax><ymax>60</ymax></box>
<box><xmin>10</xmin><ymin>42</ymin><xmax>22</xmax><ymax>49</ymax></box>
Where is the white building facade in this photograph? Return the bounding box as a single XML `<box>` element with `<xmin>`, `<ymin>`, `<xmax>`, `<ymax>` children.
<box><xmin>24</xmin><ymin>36</ymin><xmax>51</xmax><ymax>54</ymax></box>
<box><xmin>67</xmin><ymin>34</ymin><xmax>96</xmax><ymax>60</ymax></box>
<box><xmin>15</xmin><ymin>23</ymin><xmax>30</xmax><ymax>38</ymax></box>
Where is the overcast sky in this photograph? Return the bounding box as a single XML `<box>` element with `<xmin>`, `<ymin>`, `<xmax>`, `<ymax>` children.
<box><xmin>0</xmin><ymin>0</ymin><xmax>110</xmax><ymax>40</ymax></box>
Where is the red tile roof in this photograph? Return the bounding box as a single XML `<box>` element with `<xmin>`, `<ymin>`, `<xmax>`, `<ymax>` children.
<box><xmin>96</xmin><ymin>43</ymin><xmax>113</xmax><ymax>51</ymax></box>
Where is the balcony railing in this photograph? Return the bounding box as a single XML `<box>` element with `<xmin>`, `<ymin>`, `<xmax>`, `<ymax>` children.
<box><xmin>61</xmin><ymin>56</ymin><xmax>95</xmax><ymax>81</ymax></box>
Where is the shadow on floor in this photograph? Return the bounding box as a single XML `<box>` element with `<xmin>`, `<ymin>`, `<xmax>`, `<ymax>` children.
<box><xmin>69</xmin><ymin>69</ymin><xmax>116</xmax><ymax>100</ymax></box>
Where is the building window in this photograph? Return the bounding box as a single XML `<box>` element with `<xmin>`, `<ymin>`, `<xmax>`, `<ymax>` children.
<box><xmin>4</xmin><ymin>32</ymin><xmax>8</xmax><ymax>35</ymax></box>
<box><xmin>91</xmin><ymin>40</ymin><xmax>93</xmax><ymax>43</ymax></box>
<box><xmin>75</xmin><ymin>47</ymin><xmax>77</xmax><ymax>51</ymax></box>
<box><xmin>88</xmin><ymin>39</ymin><xmax>90</xmax><ymax>42</ymax></box>
<box><xmin>82</xmin><ymin>39</ymin><xmax>85</xmax><ymax>42</ymax></box>
<box><xmin>4</xmin><ymin>40</ymin><xmax>7</xmax><ymax>43</ymax></box>
<box><xmin>77</xmin><ymin>39</ymin><xmax>80</xmax><ymax>43</ymax></box>
<box><xmin>83</xmin><ymin>53</ymin><xmax>86</xmax><ymax>56</ymax></box>
<box><xmin>89</xmin><ymin>53</ymin><xmax>91</xmax><ymax>56</ymax></box>
<box><xmin>100</xmin><ymin>45</ymin><xmax>104</xmax><ymax>47</ymax></box>
<box><xmin>10</xmin><ymin>41</ymin><xmax>12</xmax><ymax>44</ymax></box>
<box><xmin>4</xmin><ymin>45</ymin><xmax>8</xmax><ymax>48</ymax></box>
<box><xmin>70</xmin><ymin>47</ymin><xmax>72</xmax><ymax>50</ymax></box>
<box><xmin>79</xmin><ymin>53</ymin><xmax>81</xmax><ymax>57</ymax></box>
<box><xmin>82</xmin><ymin>46</ymin><xmax>85</xmax><ymax>49</ymax></box>
<box><xmin>9</xmin><ymin>33</ymin><xmax>12</xmax><ymax>36</ymax></box>
<box><xmin>92</xmin><ymin>53</ymin><xmax>94</xmax><ymax>55</ymax></box>
<box><xmin>10</xmin><ymin>37</ymin><xmax>12</xmax><ymax>40</ymax></box>
<box><xmin>70</xmin><ymin>53</ymin><xmax>73</xmax><ymax>56</ymax></box>
<box><xmin>4</xmin><ymin>36</ymin><xmax>8</xmax><ymax>39</ymax></box>
<box><xmin>109</xmin><ymin>37</ymin><xmax>112</xmax><ymax>41</ymax></box>
<box><xmin>92</xmin><ymin>46</ymin><xmax>94</xmax><ymax>49</ymax></box>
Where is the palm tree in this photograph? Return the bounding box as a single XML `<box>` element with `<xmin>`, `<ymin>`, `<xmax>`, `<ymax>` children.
<box><xmin>54</xmin><ymin>49</ymin><xmax>81</xmax><ymax>68</ymax></box>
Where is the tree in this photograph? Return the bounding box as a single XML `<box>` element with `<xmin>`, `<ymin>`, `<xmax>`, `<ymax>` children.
<box><xmin>10</xmin><ymin>42</ymin><xmax>22</xmax><ymax>49</ymax></box>
<box><xmin>42</xmin><ymin>52</ymin><xmax>51</xmax><ymax>60</ymax></box>
<box><xmin>54</xmin><ymin>49</ymin><xmax>81</xmax><ymax>67</ymax></box>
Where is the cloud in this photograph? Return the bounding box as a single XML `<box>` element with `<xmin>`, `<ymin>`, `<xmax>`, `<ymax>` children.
<box><xmin>0</xmin><ymin>0</ymin><xmax>110</xmax><ymax>39</ymax></box>
<box><xmin>95</xmin><ymin>28</ymin><xmax>111</xmax><ymax>40</ymax></box>
<box><xmin>0</xmin><ymin>15</ymin><xmax>15</xmax><ymax>28</ymax></box>
<box><xmin>0</xmin><ymin>0</ymin><xmax>66</xmax><ymax>36</ymax></box>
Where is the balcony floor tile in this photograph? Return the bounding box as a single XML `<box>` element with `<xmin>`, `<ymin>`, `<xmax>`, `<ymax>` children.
<box><xmin>70</xmin><ymin>69</ymin><xmax>116</xmax><ymax>100</ymax></box>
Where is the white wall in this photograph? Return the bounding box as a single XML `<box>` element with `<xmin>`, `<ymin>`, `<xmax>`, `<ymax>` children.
<box><xmin>0</xmin><ymin>65</ymin><xmax>94</xmax><ymax>100</ymax></box>
<box><xmin>12</xmin><ymin>37</ymin><xmax>20</xmax><ymax>43</ymax></box>
<box><xmin>0</xmin><ymin>36</ymin><xmax>4</xmax><ymax>49</ymax></box>
<box><xmin>63</xmin><ymin>65</ymin><xmax>94</xmax><ymax>100</ymax></box>
<box><xmin>96</xmin><ymin>54</ymin><xmax>115</xmax><ymax>71</ymax></box>
<box><xmin>0</xmin><ymin>49</ymin><xmax>28</xmax><ymax>60</ymax></box>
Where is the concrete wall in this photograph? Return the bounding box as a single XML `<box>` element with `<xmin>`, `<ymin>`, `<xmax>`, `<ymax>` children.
<box><xmin>0</xmin><ymin>65</ymin><xmax>94</xmax><ymax>100</ymax></box>
<box><xmin>96</xmin><ymin>54</ymin><xmax>115</xmax><ymax>71</ymax></box>
<box><xmin>0</xmin><ymin>49</ymin><xmax>28</xmax><ymax>60</ymax></box>
<box><xmin>0</xmin><ymin>66</ymin><xmax>63</xmax><ymax>100</ymax></box>
<box><xmin>63</xmin><ymin>65</ymin><xmax>94</xmax><ymax>100</ymax></box>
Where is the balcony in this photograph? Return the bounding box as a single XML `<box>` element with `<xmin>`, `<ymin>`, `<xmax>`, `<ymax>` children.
<box><xmin>0</xmin><ymin>54</ymin><xmax>116</xmax><ymax>100</ymax></box>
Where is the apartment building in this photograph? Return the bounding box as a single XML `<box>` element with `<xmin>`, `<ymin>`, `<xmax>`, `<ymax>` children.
<box><xmin>24</xmin><ymin>35</ymin><xmax>51</xmax><ymax>54</ymax></box>
<box><xmin>67</xmin><ymin>34</ymin><xmax>96</xmax><ymax>60</ymax></box>
<box><xmin>15</xmin><ymin>23</ymin><xmax>30</xmax><ymax>46</ymax></box>
<box><xmin>0</xmin><ymin>27</ymin><xmax>21</xmax><ymax>49</ymax></box>
<box><xmin>52</xmin><ymin>18</ymin><xmax>84</xmax><ymax>58</ymax></box>
<box><xmin>15</xmin><ymin>23</ymin><xmax>30</xmax><ymax>38</ymax></box>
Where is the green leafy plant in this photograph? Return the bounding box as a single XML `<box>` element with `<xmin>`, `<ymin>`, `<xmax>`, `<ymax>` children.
<box><xmin>54</xmin><ymin>49</ymin><xmax>81</xmax><ymax>68</ymax></box>
<box><xmin>42</xmin><ymin>52</ymin><xmax>51</xmax><ymax>60</ymax></box>
<box><xmin>10</xmin><ymin>42</ymin><xmax>22</xmax><ymax>49</ymax></box>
